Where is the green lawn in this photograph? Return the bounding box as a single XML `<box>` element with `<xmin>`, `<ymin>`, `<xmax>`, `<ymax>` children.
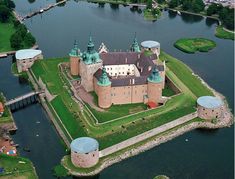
<box><xmin>0</xmin><ymin>21</ymin><xmax>15</xmax><ymax>53</ymax></box>
<box><xmin>215</xmin><ymin>26</ymin><xmax>234</xmax><ymax>40</ymax></box>
<box><xmin>143</xmin><ymin>9</ymin><xmax>158</xmax><ymax>21</ymax></box>
<box><xmin>174</xmin><ymin>38</ymin><xmax>216</xmax><ymax>53</ymax></box>
<box><xmin>31</xmin><ymin>51</ymin><xmax>213</xmax><ymax>149</ymax></box>
<box><xmin>0</xmin><ymin>93</ymin><xmax>13</xmax><ymax>124</ymax></box>
<box><xmin>0</xmin><ymin>154</ymin><xmax>38</xmax><ymax>179</ymax></box>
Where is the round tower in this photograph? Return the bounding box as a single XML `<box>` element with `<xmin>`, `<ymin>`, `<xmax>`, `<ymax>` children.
<box><xmin>97</xmin><ymin>68</ymin><xmax>112</xmax><ymax>108</ymax></box>
<box><xmin>70</xmin><ymin>137</ymin><xmax>99</xmax><ymax>168</ymax></box>
<box><xmin>197</xmin><ymin>96</ymin><xmax>224</xmax><ymax>120</ymax></box>
<box><xmin>69</xmin><ymin>40</ymin><xmax>81</xmax><ymax>76</ymax></box>
<box><xmin>147</xmin><ymin>66</ymin><xmax>162</xmax><ymax>103</ymax></box>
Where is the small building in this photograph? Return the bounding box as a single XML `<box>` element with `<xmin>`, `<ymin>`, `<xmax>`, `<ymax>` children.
<box><xmin>70</xmin><ymin>137</ymin><xmax>99</xmax><ymax>168</ymax></box>
<box><xmin>197</xmin><ymin>96</ymin><xmax>224</xmax><ymax>120</ymax></box>
<box><xmin>141</xmin><ymin>40</ymin><xmax>160</xmax><ymax>57</ymax></box>
<box><xmin>0</xmin><ymin>102</ymin><xmax>4</xmax><ymax>117</ymax></box>
<box><xmin>16</xmin><ymin>49</ymin><xmax>43</xmax><ymax>73</ymax></box>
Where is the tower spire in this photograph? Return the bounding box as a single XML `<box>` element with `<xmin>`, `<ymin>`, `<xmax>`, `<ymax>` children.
<box><xmin>131</xmin><ymin>32</ymin><xmax>140</xmax><ymax>52</ymax></box>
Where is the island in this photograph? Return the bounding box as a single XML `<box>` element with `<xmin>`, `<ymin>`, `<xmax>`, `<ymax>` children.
<box><xmin>17</xmin><ymin>35</ymin><xmax>233</xmax><ymax>177</ymax></box>
<box><xmin>174</xmin><ymin>38</ymin><xmax>216</xmax><ymax>54</ymax></box>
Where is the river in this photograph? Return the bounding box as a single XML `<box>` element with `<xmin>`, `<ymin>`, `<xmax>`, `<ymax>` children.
<box><xmin>1</xmin><ymin>0</ymin><xmax>233</xmax><ymax>178</ymax></box>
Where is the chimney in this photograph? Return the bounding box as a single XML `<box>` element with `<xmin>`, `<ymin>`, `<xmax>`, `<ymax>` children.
<box><xmin>125</xmin><ymin>58</ymin><xmax>128</xmax><ymax>64</ymax></box>
<box><xmin>148</xmin><ymin>66</ymin><xmax>152</xmax><ymax>71</ymax></box>
<box><xmin>132</xmin><ymin>78</ymin><xmax>135</xmax><ymax>85</ymax></box>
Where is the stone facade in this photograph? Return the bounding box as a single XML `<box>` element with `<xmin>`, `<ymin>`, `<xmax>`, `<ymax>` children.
<box><xmin>80</xmin><ymin>60</ymin><xmax>103</xmax><ymax>92</ymax></box>
<box><xmin>71</xmin><ymin>149</ymin><xmax>99</xmax><ymax>168</ymax></box>
<box><xmin>197</xmin><ymin>105</ymin><xmax>224</xmax><ymax>120</ymax></box>
<box><xmin>97</xmin><ymin>84</ymin><xmax>112</xmax><ymax>108</ymax></box>
<box><xmin>16</xmin><ymin>53</ymin><xmax>43</xmax><ymax>73</ymax></box>
<box><xmin>70</xmin><ymin>56</ymin><xmax>80</xmax><ymax>76</ymax></box>
<box><xmin>147</xmin><ymin>81</ymin><xmax>162</xmax><ymax>103</ymax></box>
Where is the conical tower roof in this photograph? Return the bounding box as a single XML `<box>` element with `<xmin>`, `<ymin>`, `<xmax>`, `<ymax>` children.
<box><xmin>147</xmin><ymin>66</ymin><xmax>162</xmax><ymax>83</ymax></box>
<box><xmin>69</xmin><ymin>40</ymin><xmax>81</xmax><ymax>57</ymax></box>
<box><xmin>97</xmin><ymin>67</ymin><xmax>111</xmax><ymax>86</ymax></box>
<box><xmin>131</xmin><ymin>33</ymin><xmax>140</xmax><ymax>52</ymax></box>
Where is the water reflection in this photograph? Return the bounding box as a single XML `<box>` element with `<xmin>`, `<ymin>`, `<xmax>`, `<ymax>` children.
<box><xmin>168</xmin><ymin>10</ymin><xmax>177</xmax><ymax>19</ymax></box>
<box><xmin>205</xmin><ymin>17</ymin><xmax>218</xmax><ymax>27</ymax></box>
<box><xmin>28</xmin><ymin>0</ymin><xmax>36</xmax><ymax>4</ymax></box>
<box><xmin>180</xmin><ymin>12</ymin><xmax>204</xmax><ymax>23</ymax></box>
<box><xmin>73</xmin><ymin>174</ymin><xmax>100</xmax><ymax>179</ymax></box>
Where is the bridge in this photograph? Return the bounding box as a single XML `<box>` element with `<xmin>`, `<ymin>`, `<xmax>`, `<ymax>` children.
<box><xmin>5</xmin><ymin>90</ymin><xmax>44</xmax><ymax>111</ymax></box>
<box><xmin>15</xmin><ymin>0</ymin><xmax>67</xmax><ymax>22</ymax></box>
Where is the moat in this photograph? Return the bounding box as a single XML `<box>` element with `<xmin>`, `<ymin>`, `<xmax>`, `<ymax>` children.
<box><xmin>0</xmin><ymin>0</ymin><xmax>233</xmax><ymax>178</ymax></box>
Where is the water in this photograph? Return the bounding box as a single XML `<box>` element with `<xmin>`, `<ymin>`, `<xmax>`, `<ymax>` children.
<box><xmin>0</xmin><ymin>56</ymin><xmax>67</xmax><ymax>178</ymax></box>
<box><xmin>3</xmin><ymin>1</ymin><xmax>234</xmax><ymax>178</ymax></box>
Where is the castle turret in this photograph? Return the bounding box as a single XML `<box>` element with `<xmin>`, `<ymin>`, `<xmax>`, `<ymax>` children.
<box><xmin>130</xmin><ymin>33</ymin><xmax>141</xmax><ymax>52</ymax></box>
<box><xmin>69</xmin><ymin>40</ymin><xmax>82</xmax><ymax>76</ymax></box>
<box><xmin>97</xmin><ymin>68</ymin><xmax>112</xmax><ymax>108</ymax></box>
<box><xmin>82</xmin><ymin>36</ymin><xmax>101</xmax><ymax>64</ymax></box>
<box><xmin>80</xmin><ymin>36</ymin><xmax>103</xmax><ymax>92</ymax></box>
<box><xmin>147</xmin><ymin>66</ymin><xmax>162</xmax><ymax>103</ymax></box>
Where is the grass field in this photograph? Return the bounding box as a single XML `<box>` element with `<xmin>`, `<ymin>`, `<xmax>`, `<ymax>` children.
<box><xmin>31</xmin><ymin>51</ymin><xmax>213</xmax><ymax>149</ymax></box>
<box><xmin>215</xmin><ymin>26</ymin><xmax>234</xmax><ymax>40</ymax></box>
<box><xmin>0</xmin><ymin>93</ymin><xmax>13</xmax><ymax>124</ymax></box>
<box><xmin>0</xmin><ymin>154</ymin><xmax>37</xmax><ymax>179</ymax></box>
<box><xmin>0</xmin><ymin>21</ymin><xmax>15</xmax><ymax>53</ymax></box>
<box><xmin>174</xmin><ymin>38</ymin><xmax>216</xmax><ymax>53</ymax></box>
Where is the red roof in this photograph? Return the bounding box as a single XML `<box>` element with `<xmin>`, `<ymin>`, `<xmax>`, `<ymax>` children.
<box><xmin>0</xmin><ymin>102</ymin><xmax>4</xmax><ymax>113</ymax></box>
<box><xmin>147</xmin><ymin>101</ymin><xmax>157</xmax><ymax>109</ymax></box>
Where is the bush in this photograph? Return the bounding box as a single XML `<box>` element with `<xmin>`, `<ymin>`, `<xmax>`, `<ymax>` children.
<box><xmin>10</xmin><ymin>32</ymin><xmax>23</xmax><ymax>49</ymax></box>
<box><xmin>53</xmin><ymin>164</ymin><xmax>69</xmax><ymax>178</ymax></box>
<box><xmin>24</xmin><ymin>32</ymin><xmax>36</xmax><ymax>47</ymax></box>
<box><xmin>0</xmin><ymin>5</ymin><xmax>10</xmax><ymax>22</ymax></box>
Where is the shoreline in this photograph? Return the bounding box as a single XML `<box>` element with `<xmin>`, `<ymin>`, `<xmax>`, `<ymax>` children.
<box><xmin>62</xmin><ymin>65</ymin><xmax>233</xmax><ymax>177</ymax></box>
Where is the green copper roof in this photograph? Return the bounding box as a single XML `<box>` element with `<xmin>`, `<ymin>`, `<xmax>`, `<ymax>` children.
<box><xmin>131</xmin><ymin>33</ymin><xmax>140</xmax><ymax>52</ymax></box>
<box><xmin>82</xmin><ymin>36</ymin><xmax>101</xmax><ymax>64</ymax></box>
<box><xmin>148</xmin><ymin>67</ymin><xmax>162</xmax><ymax>83</ymax></box>
<box><xmin>69</xmin><ymin>40</ymin><xmax>82</xmax><ymax>57</ymax></box>
<box><xmin>97</xmin><ymin>68</ymin><xmax>111</xmax><ymax>86</ymax></box>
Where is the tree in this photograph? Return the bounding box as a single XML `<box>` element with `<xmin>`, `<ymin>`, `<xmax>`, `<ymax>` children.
<box><xmin>24</xmin><ymin>32</ymin><xmax>36</xmax><ymax>47</ymax></box>
<box><xmin>10</xmin><ymin>32</ymin><xmax>23</xmax><ymax>49</ymax></box>
<box><xmin>146</xmin><ymin>0</ymin><xmax>152</xmax><ymax>9</ymax></box>
<box><xmin>182</xmin><ymin>0</ymin><xmax>191</xmax><ymax>11</ymax></box>
<box><xmin>206</xmin><ymin>3</ymin><xmax>217</xmax><ymax>16</ymax></box>
<box><xmin>169</xmin><ymin>0</ymin><xmax>179</xmax><ymax>8</ymax></box>
<box><xmin>192</xmin><ymin>0</ymin><xmax>205</xmax><ymax>12</ymax></box>
<box><xmin>17</xmin><ymin>24</ymin><xmax>28</xmax><ymax>38</ymax></box>
<box><xmin>0</xmin><ymin>5</ymin><xmax>10</xmax><ymax>22</ymax></box>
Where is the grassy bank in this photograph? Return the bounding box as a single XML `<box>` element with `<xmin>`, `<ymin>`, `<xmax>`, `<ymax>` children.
<box><xmin>215</xmin><ymin>26</ymin><xmax>234</xmax><ymax>40</ymax></box>
<box><xmin>0</xmin><ymin>21</ymin><xmax>15</xmax><ymax>53</ymax></box>
<box><xmin>0</xmin><ymin>154</ymin><xmax>38</xmax><ymax>179</ymax></box>
<box><xmin>31</xmin><ymin>51</ymin><xmax>213</xmax><ymax>149</ymax></box>
<box><xmin>174</xmin><ymin>38</ymin><xmax>216</xmax><ymax>53</ymax></box>
<box><xmin>0</xmin><ymin>93</ymin><xmax>13</xmax><ymax>124</ymax></box>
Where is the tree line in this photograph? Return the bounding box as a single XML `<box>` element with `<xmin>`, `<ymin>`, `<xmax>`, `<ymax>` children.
<box><xmin>0</xmin><ymin>0</ymin><xmax>36</xmax><ymax>50</ymax></box>
<box><xmin>207</xmin><ymin>3</ymin><xmax>234</xmax><ymax>30</ymax></box>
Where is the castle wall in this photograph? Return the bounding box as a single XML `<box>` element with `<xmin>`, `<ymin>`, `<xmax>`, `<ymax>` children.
<box><xmin>80</xmin><ymin>60</ymin><xmax>102</xmax><ymax>92</ymax></box>
<box><xmin>104</xmin><ymin>64</ymin><xmax>136</xmax><ymax>77</ymax></box>
<box><xmin>71</xmin><ymin>149</ymin><xmax>99</xmax><ymax>168</ymax></box>
<box><xmin>97</xmin><ymin>85</ymin><xmax>112</xmax><ymax>108</ymax></box>
<box><xmin>147</xmin><ymin>82</ymin><xmax>162</xmax><ymax>103</ymax></box>
<box><xmin>70</xmin><ymin>56</ymin><xmax>80</xmax><ymax>76</ymax></box>
<box><xmin>110</xmin><ymin>85</ymin><xmax>147</xmax><ymax>105</ymax></box>
<box><xmin>197</xmin><ymin>105</ymin><xmax>224</xmax><ymax>120</ymax></box>
<box><xmin>17</xmin><ymin>54</ymin><xmax>43</xmax><ymax>73</ymax></box>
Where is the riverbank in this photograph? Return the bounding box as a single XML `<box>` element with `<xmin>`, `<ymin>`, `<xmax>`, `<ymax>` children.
<box><xmin>0</xmin><ymin>154</ymin><xmax>38</xmax><ymax>178</ymax></box>
<box><xmin>28</xmin><ymin>52</ymin><xmax>233</xmax><ymax>176</ymax></box>
<box><xmin>167</xmin><ymin>8</ymin><xmax>234</xmax><ymax>40</ymax></box>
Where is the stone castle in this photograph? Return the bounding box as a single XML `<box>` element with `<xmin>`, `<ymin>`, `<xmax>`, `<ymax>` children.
<box><xmin>69</xmin><ymin>36</ymin><xmax>166</xmax><ymax>108</ymax></box>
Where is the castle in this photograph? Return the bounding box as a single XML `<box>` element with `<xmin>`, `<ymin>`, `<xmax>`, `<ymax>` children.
<box><xmin>69</xmin><ymin>36</ymin><xmax>166</xmax><ymax>108</ymax></box>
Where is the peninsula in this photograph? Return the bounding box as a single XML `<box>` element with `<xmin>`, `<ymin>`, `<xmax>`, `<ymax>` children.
<box><xmin>23</xmin><ymin>35</ymin><xmax>233</xmax><ymax>177</ymax></box>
